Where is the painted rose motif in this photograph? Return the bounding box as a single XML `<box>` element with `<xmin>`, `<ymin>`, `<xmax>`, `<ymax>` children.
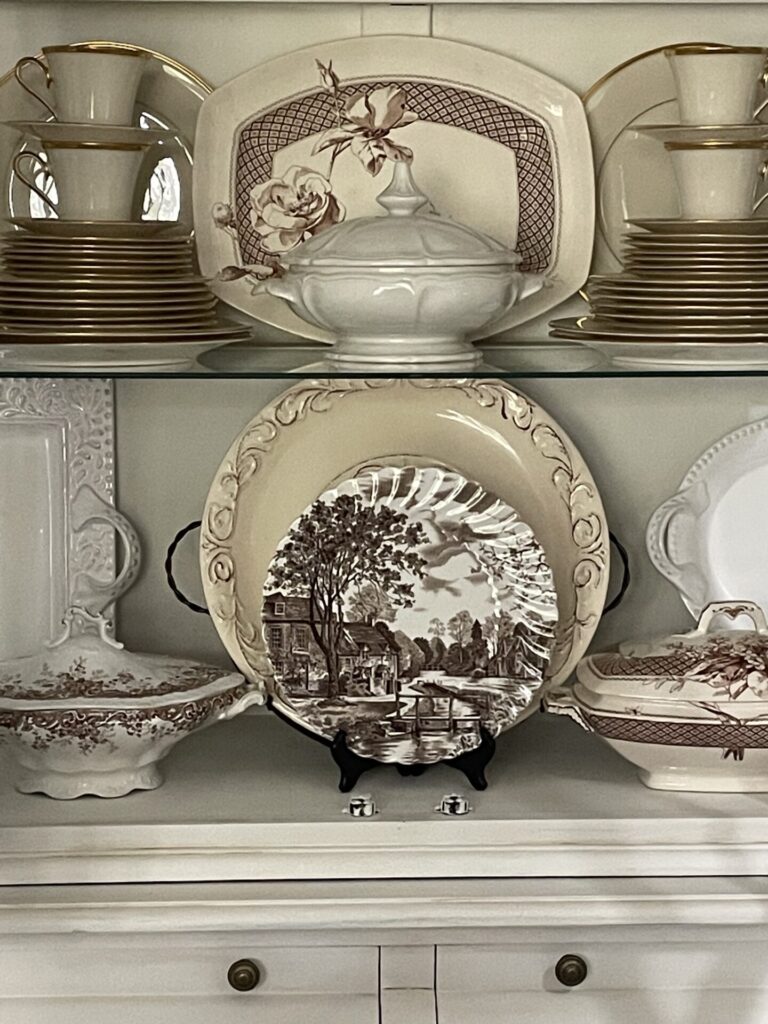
<box><xmin>313</xmin><ymin>83</ymin><xmax>418</xmax><ymax>176</ymax></box>
<box><xmin>248</xmin><ymin>165</ymin><xmax>345</xmax><ymax>254</ymax></box>
<box><xmin>212</xmin><ymin>57</ymin><xmax>418</xmax><ymax>275</ymax></box>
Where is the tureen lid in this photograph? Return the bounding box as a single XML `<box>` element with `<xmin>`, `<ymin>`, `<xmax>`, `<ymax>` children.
<box><xmin>283</xmin><ymin>160</ymin><xmax>522</xmax><ymax>269</ymax></box>
<box><xmin>0</xmin><ymin>608</ymin><xmax>250</xmax><ymax>710</ymax></box>
<box><xmin>577</xmin><ymin>602</ymin><xmax>768</xmax><ymax>706</ymax></box>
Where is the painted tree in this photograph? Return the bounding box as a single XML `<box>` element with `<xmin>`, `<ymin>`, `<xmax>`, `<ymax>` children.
<box><xmin>428</xmin><ymin>617</ymin><xmax>446</xmax><ymax>639</ymax></box>
<box><xmin>447</xmin><ymin>609</ymin><xmax>474</xmax><ymax>653</ymax></box>
<box><xmin>482</xmin><ymin>611</ymin><xmax>518</xmax><ymax>675</ymax></box>
<box><xmin>348</xmin><ymin>581</ymin><xmax>396</xmax><ymax>625</ymax></box>
<box><xmin>269</xmin><ymin>493</ymin><xmax>427</xmax><ymax>697</ymax></box>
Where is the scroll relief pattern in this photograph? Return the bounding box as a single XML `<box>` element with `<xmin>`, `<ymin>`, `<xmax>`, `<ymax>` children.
<box><xmin>201</xmin><ymin>378</ymin><xmax>607</xmax><ymax>684</ymax></box>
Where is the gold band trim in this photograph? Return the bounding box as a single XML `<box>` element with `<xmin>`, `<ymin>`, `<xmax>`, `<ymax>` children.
<box><xmin>42</xmin><ymin>44</ymin><xmax>149</xmax><ymax>59</ymax></box>
<box><xmin>42</xmin><ymin>140</ymin><xmax>148</xmax><ymax>151</ymax></box>
<box><xmin>664</xmin><ymin>44</ymin><xmax>767</xmax><ymax>56</ymax></box>
<box><xmin>665</xmin><ymin>139</ymin><xmax>768</xmax><ymax>150</ymax></box>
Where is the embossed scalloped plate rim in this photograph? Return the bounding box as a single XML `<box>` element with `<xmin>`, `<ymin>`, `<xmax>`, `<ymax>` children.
<box><xmin>200</xmin><ymin>379</ymin><xmax>609</xmax><ymax>732</ymax></box>
<box><xmin>646</xmin><ymin>417</ymin><xmax>768</xmax><ymax>620</ymax></box>
<box><xmin>193</xmin><ymin>35</ymin><xmax>594</xmax><ymax>343</ymax></box>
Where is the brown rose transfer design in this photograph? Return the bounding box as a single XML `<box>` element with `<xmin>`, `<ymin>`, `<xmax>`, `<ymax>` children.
<box><xmin>212</xmin><ymin>58</ymin><xmax>555</xmax><ymax>283</ymax></box>
<box><xmin>1</xmin><ymin>683</ymin><xmax>252</xmax><ymax>754</ymax></box>
<box><xmin>1</xmin><ymin>660</ymin><xmax>228</xmax><ymax>702</ymax></box>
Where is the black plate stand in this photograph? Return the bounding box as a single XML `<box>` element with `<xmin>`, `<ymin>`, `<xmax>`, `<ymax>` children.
<box><xmin>266</xmin><ymin>697</ymin><xmax>496</xmax><ymax>792</ymax></box>
<box><xmin>331</xmin><ymin>727</ymin><xmax>496</xmax><ymax>792</ymax></box>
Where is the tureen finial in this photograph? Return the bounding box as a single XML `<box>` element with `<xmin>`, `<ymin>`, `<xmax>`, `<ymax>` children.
<box><xmin>376</xmin><ymin>159</ymin><xmax>429</xmax><ymax>217</ymax></box>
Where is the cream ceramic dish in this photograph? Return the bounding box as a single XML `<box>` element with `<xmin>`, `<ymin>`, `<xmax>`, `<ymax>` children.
<box><xmin>546</xmin><ymin>602</ymin><xmax>768</xmax><ymax>791</ymax></box>
<box><xmin>0</xmin><ymin>610</ymin><xmax>263</xmax><ymax>799</ymax></box>
<box><xmin>201</xmin><ymin>378</ymin><xmax>609</xmax><ymax>731</ymax></box>
<box><xmin>194</xmin><ymin>34</ymin><xmax>593</xmax><ymax>343</ymax></box>
<box><xmin>259</xmin><ymin>162</ymin><xmax>542</xmax><ymax>366</ymax></box>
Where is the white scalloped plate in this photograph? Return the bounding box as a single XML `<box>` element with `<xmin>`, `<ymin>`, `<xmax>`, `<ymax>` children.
<box><xmin>647</xmin><ymin>418</ymin><xmax>768</xmax><ymax>619</ymax></box>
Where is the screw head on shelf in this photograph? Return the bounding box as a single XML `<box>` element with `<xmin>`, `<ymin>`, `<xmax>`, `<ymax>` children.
<box><xmin>555</xmin><ymin>954</ymin><xmax>588</xmax><ymax>988</ymax></box>
<box><xmin>227</xmin><ymin>959</ymin><xmax>261</xmax><ymax>992</ymax></box>
<box><xmin>344</xmin><ymin>795</ymin><xmax>378</xmax><ymax>817</ymax></box>
<box><xmin>435</xmin><ymin>793</ymin><xmax>472</xmax><ymax>816</ymax></box>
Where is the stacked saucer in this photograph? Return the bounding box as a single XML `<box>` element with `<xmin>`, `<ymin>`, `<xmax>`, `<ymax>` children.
<box><xmin>1</xmin><ymin>44</ymin><xmax>249</xmax><ymax>368</ymax></box>
<box><xmin>551</xmin><ymin>44</ymin><xmax>768</xmax><ymax>366</ymax></box>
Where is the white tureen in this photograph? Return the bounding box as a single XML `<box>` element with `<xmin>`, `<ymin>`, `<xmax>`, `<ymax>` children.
<box><xmin>260</xmin><ymin>160</ymin><xmax>545</xmax><ymax>366</ymax></box>
<box><xmin>546</xmin><ymin>602</ymin><xmax>768</xmax><ymax>792</ymax></box>
<box><xmin>0</xmin><ymin>608</ymin><xmax>264</xmax><ymax>799</ymax></box>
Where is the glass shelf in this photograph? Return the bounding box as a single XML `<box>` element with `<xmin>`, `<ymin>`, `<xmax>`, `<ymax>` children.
<box><xmin>3</xmin><ymin>340</ymin><xmax>768</xmax><ymax>379</ymax></box>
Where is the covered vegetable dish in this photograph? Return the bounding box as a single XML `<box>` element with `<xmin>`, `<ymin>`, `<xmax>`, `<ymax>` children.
<box><xmin>260</xmin><ymin>160</ymin><xmax>545</xmax><ymax>366</ymax></box>
<box><xmin>0</xmin><ymin>608</ymin><xmax>264</xmax><ymax>799</ymax></box>
<box><xmin>546</xmin><ymin>602</ymin><xmax>768</xmax><ymax>791</ymax></box>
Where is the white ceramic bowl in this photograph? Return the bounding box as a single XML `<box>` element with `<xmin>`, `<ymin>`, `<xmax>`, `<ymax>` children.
<box><xmin>0</xmin><ymin>614</ymin><xmax>263</xmax><ymax>798</ymax></box>
<box><xmin>260</xmin><ymin>161</ymin><xmax>544</xmax><ymax>366</ymax></box>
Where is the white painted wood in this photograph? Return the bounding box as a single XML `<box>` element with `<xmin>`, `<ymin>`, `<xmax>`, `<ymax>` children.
<box><xmin>3</xmin><ymin>878</ymin><xmax>768</xmax><ymax>935</ymax></box>
<box><xmin>380</xmin><ymin>946</ymin><xmax>435</xmax><ymax>989</ymax></box>
<box><xmin>381</xmin><ymin>990</ymin><xmax>436</xmax><ymax>1022</ymax></box>
<box><xmin>361</xmin><ymin>5</ymin><xmax>432</xmax><ymax>35</ymax></box>
<box><xmin>436</xmin><ymin>941</ymin><xmax>768</xmax><ymax>1024</ymax></box>
<box><xmin>3</xmin><ymin>716</ymin><xmax>768</xmax><ymax>885</ymax></box>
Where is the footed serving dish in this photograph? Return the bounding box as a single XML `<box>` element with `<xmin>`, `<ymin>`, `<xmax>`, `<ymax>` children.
<box><xmin>260</xmin><ymin>161</ymin><xmax>545</xmax><ymax>366</ymax></box>
<box><xmin>0</xmin><ymin>609</ymin><xmax>263</xmax><ymax>799</ymax></box>
<box><xmin>546</xmin><ymin>602</ymin><xmax>768</xmax><ymax>792</ymax></box>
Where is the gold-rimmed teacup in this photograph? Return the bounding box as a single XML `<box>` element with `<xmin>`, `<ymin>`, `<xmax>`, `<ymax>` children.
<box><xmin>13</xmin><ymin>140</ymin><xmax>149</xmax><ymax>221</ymax></box>
<box><xmin>665</xmin><ymin>138</ymin><xmax>768</xmax><ymax>220</ymax></box>
<box><xmin>665</xmin><ymin>44</ymin><xmax>768</xmax><ymax>125</ymax></box>
<box><xmin>14</xmin><ymin>45</ymin><xmax>148</xmax><ymax>125</ymax></box>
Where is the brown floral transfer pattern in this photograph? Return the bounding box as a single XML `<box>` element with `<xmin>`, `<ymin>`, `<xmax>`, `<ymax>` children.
<box><xmin>0</xmin><ymin>683</ymin><xmax>252</xmax><ymax>754</ymax></box>
<box><xmin>592</xmin><ymin>634</ymin><xmax>768</xmax><ymax>702</ymax></box>
<box><xmin>234</xmin><ymin>80</ymin><xmax>554</xmax><ymax>274</ymax></box>
<box><xmin>0</xmin><ymin>661</ymin><xmax>230</xmax><ymax>702</ymax></box>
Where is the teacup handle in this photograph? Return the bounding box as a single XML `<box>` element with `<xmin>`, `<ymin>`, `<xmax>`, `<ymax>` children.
<box><xmin>12</xmin><ymin>151</ymin><xmax>57</xmax><ymax>212</ymax></box>
<box><xmin>753</xmin><ymin>161</ymin><xmax>768</xmax><ymax>212</ymax></box>
<box><xmin>14</xmin><ymin>56</ymin><xmax>56</xmax><ymax>120</ymax></box>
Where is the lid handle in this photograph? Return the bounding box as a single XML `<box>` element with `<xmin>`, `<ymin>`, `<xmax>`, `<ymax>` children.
<box><xmin>696</xmin><ymin>601</ymin><xmax>768</xmax><ymax>636</ymax></box>
<box><xmin>376</xmin><ymin>159</ymin><xmax>429</xmax><ymax>217</ymax></box>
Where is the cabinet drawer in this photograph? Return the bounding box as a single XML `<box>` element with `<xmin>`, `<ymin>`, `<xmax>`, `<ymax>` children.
<box><xmin>437</xmin><ymin>940</ymin><xmax>768</xmax><ymax>1024</ymax></box>
<box><xmin>0</xmin><ymin>935</ymin><xmax>379</xmax><ymax>1024</ymax></box>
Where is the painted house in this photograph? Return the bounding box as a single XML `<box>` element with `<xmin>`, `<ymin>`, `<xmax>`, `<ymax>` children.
<box><xmin>263</xmin><ymin>592</ymin><xmax>400</xmax><ymax>695</ymax></box>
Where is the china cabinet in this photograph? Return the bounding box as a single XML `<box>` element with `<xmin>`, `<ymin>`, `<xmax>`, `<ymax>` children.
<box><xmin>3</xmin><ymin>2</ymin><xmax>768</xmax><ymax>1023</ymax></box>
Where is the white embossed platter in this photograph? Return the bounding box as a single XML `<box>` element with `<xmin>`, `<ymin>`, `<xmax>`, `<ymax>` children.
<box><xmin>0</xmin><ymin>41</ymin><xmax>211</xmax><ymax>231</ymax></box>
<box><xmin>194</xmin><ymin>36</ymin><xmax>594</xmax><ymax>343</ymax></box>
<box><xmin>201</xmin><ymin>378</ymin><xmax>609</xmax><ymax>760</ymax></box>
<box><xmin>0</xmin><ymin>379</ymin><xmax>141</xmax><ymax>659</ymax></box>
<box><xmin>647</xmin><ymin>418</ymin><xmax>768</xmax><ymax>621</ymax></box>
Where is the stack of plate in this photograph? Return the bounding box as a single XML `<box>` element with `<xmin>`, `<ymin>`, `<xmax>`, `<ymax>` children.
<box><xmin>0</xmin><ymin>225</ymin><xmax>252</xmax><ymax>369</ymax></box>
<box><xmin>551</xmin><ymin>220</ymin><xmax>768</xmax><ymax>366</ymax></box>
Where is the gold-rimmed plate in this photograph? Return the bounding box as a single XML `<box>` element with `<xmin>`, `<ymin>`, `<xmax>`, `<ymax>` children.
<box><xmin>4</xmin><ymin>121</ymin><xmax>175</xmax><ymax>147</ymax></box>
<box><xmin>630</xmin><ymin>218</ymin><xmax>768</xmax><ymax>235</ymax></box>
<box><xmin>0</xmin><ymin>322</ymin><xmax>251</xmax><ymax>340</ymax></box>
<box><xmin>551</xmin><ymin>315</ymin><xmax>768</xmax><ymax>339</ymax></box>
<box><xmin>7</xmin><ymin>217</ymin><xmax>190</xmax><ymax>238</ymax></box>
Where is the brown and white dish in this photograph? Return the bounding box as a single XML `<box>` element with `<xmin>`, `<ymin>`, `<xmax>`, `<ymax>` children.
<box><xmin>546</xmin><ymin>602</ymin><xmax>768</xmax><ymax>792</ymax></box>
<box><xmin>201</xmin><ymin>378</ymin><xmax>609</xmax><ymax>766</ymax></box>
<box><xmin>0</xmin><ymin>609</ymin><xmax>264</xmax><ymax>799</ymax></box>
<box><xmin>193</xmin><ymin>35</ymin><xmax>593</xmax><ymax>343</ymax></box>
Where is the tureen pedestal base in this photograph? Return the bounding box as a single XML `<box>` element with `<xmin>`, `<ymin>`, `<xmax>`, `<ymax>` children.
<box><xmin>13</xmin><ymin>760</ymin><xmax>164</xmax><ymax>800</ymax></box>
<box><xmin>639</xmin><ymin>766</ymin><xmax>768</xmax><ymax>793</ymax></box>
<box><xmin>325</xmin><ymin>335</ymin><xmax>482</xmax><ymax>368</ymax></box>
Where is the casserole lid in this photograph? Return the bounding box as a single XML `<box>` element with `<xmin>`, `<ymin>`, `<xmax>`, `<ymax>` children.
<box><xmin>577</xmin><ymin>601</ymin><xmax>768</xmax><ymax>706</ymax></box>
<box><xmin>283</xmin><ymin>160</ymin><xmax>522</xmax><ymax>269</ymax></box>
<box><xmin>0</xmin><ymin>608</ymin><xmax>249</xmax><ymax>711</ymax></box>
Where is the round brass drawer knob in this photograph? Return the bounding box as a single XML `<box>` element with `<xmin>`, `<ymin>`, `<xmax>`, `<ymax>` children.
<box><xmin>227</xmin><ymin>959</ymin><xmax>261</xmax><ymax>992</ymax></box>
<box><xmin>555</xmin><ymin>954</ymin><xmax>588</xmax><ymax>987</ymax></box>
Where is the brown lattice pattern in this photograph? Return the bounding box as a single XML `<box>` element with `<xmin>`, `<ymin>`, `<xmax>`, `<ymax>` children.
<box><xmin>593</xmin><ymin>652</ymin><xmax>701</xmax><ymax>678</ymax></box>
<box><xmin>234</xmin><ymin>80</ymin><xmax>555</xmax><ymax>272</ymax></box>
<box><xmin>587</xmin><ymin>712</ymin><xmax>768</xmax><ymax>748</ymax></box>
